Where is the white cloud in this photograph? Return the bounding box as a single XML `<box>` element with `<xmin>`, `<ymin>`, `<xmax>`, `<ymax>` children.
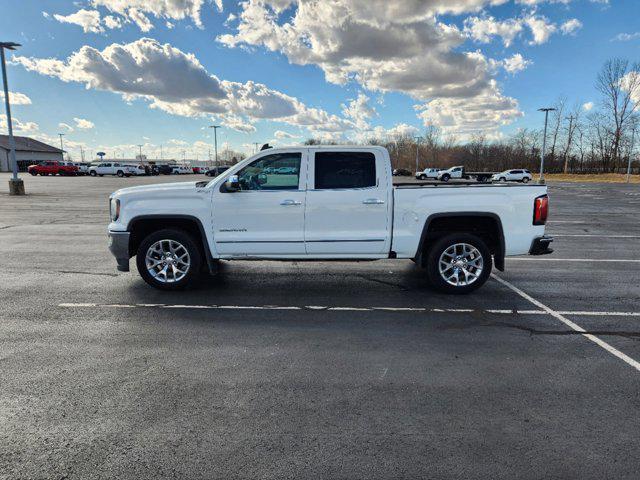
<box><xmin>0</xmin><ymin>91</ymin><xmax>32</xmax><ymax>105</ymax></box>
<box><xmin>274</xmin><ymin>130</ymin><xmax>299</xmax><ymax>139</ymax></box>
<box><xmin>13</xmin><ymin>38</ymin><xmax>353</xmax><ymax>135</ymax></box>
<box><xmin>582</xmin><ymin>101</ymin><xmax>594</xmax><ymax>111</ymax></box>
<box><xmin>560</xmin><ymin>19</ymin><xmax>582</xmax><ymax>36</ymax></box>
<box><xmin>59</xmin><ymin>122</ymin><xmax>74</xmax><ymax>132</ymax></box>
<box><xmin>1</xmin><ymin>114</ymin><xmax>39</xmax><ymax>134</ymax></box>
<box><xmin>464</xmin><ymin>16</ymin><xmax>523</xmax><ymax>47</ymax></box>
<box><xmin>341</xmin><ymin>93</ymin><xmax>377</xmax><ymax>130</ymax></box>
<box><xmin>415</xmin><ymin>80</ymin><xmax>522</xmax><ymax>138</ymax></box>
<box><xmin>104</xmin><ymin>15</ymin><xmax>122</xmax><ymax>29</ymax></box>
<box><xmin>612</xmin><ymin>32</ymin><xmax>640</xmax><ymax>42</ymax></box>
<box><xmin>90</xmin><ymin>0</ymin><xmax>210</xmax><ymax>30</ymax></box>
<box><xmin>53</xmin><ymin>8</ymin><xmax>104</xmax><ymax>33</ymax></box>
<box><xmin>502</xmin><ymin>53</ymin><xmax>532</xmax><ymax>74</ymax></box>
<box><xmin>74</xmin><ymin>117</ymin><xmax>95</xmax><ymax>129</ymax></box>
<box><xmin>524</xmin><ymin>15</ymin><xmax>557</xmax><ymax>45</ymax></box>
<box><xmin>42</xmin><ymin>11</ymin><xmax>50</xmax><ymax>18</ymax></box>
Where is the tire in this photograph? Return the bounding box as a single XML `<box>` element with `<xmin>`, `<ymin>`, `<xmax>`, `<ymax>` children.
<box><xmin>419</xmin><ymin>174</ymin><xmax>427</xmax><ymax>180</ymax></box>
<box><xmin>441</xmin><ymin>174</ymin><xmax>450</xmax><ymax>182</ymax></box>
<box><xmin>425</xmin><ymin>233</ymin><xmax>492</xmax><ymax>294</ymax></box>
<box><xmin>136</xmin><ymin>229</ymin><xmax>202</xmax><ymax>291</ymax></box>
<box><xmin>117</xmin><ymin>170</ymin><xmax>124</xmax><ymax>177</ymax></box>
<box><xmin>522</xmin><ymin>177</ymin><xmax>530</xmax><ymax>183</ymax></box>
<box><xmin>29</xmin><ymin>170</ymin><xmax>37</xmax><ymax>176</ymax></box>
<box><xmin>90</xmin><ymin>171</ymin><xmax>97</xmax><ymax>177</ymax></box>
<box><xmin>499</xmin><ymin>177</ymin><xmax>507</xmax><ymax>182</ymax></box>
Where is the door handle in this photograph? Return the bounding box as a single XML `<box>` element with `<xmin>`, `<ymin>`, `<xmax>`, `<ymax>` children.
<box><xmin>280</xmin><ymin>199</ymin><xmax>302</xmax><ymax>206</ymax></box>
<box><xmin>362</xmin><ymin>198</ymin><xmax>385</xmax><ymax>205</ymax></box>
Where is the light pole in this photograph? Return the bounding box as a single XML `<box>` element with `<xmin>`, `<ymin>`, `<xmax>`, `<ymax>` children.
<box><xmin>538</xmin><ymin>108</ymin><xmax>556</xmax><ymax>184</ymax></box>
<box><xmin>627</xmin><ymin>125</ymin><xmax>636</xmax><ymax>184</ymax></box>
<box><xmin>414</xmin><ymin>136</ymin><xmax>423</xmax><ymax>173</ymax></box>
<box><xmin>1</xmin><ymin>41</ymin><xmax>24</xmax><ymax>195</ymax></box>
<box><xmin>58</xmin><ymin>133</ymin><xmax>65</xmax><ymax>160</ymax></box>
<box><xmin>137</xmin><ymin>144</ymin><xmax>143</xmax><ymax>162</ymax></box>
<box><xmin>209</xmin><ymin>125</ymin><xmax>220</xmax><ymax>168</ymax></box>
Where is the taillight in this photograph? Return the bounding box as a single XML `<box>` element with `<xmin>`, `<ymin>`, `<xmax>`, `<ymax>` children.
<box><xmin>533</xmin><ymin>195</ymin><xmax>548</xmax><ymax>225</ymax></box>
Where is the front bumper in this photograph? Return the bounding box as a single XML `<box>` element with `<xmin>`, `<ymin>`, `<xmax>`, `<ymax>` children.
<box><xmin>529</xmin><ymin>235</ymin><xmax>554</xmax><ymax>255</ymax></box>
<box><xmin>108</xmin><ymin>231</ymin><xmax>131</xmax><ymax>272</ymax></box>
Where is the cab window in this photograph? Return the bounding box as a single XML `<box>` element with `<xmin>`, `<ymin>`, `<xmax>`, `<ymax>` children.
<box><xmin>314</xmin><ymin>152</ymin><xmax>376</xmax><ymax>189</ymax></box>
<box><xmin>236</xmin><ymin>152</ymin><xmax>301</xmax><ymax>191</ymax></box>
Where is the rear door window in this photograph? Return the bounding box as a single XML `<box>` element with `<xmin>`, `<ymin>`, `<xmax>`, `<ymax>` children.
<box><xmin>314</xmin><ymin>152</ymin><xmax>376</xmax><ymax>189</ymax></box>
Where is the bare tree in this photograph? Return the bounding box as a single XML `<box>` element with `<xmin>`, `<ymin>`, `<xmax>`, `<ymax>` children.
<box><xmin>596</xmin><ymin>58</ymin><xmax>640</xmax><ymax>168</ymax></box>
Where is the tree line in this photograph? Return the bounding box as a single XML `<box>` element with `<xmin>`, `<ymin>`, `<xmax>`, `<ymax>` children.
<box><xmin>306</xmin><ymin>58</ymin><xmax>640</xmax><ymax>175</ymax></box>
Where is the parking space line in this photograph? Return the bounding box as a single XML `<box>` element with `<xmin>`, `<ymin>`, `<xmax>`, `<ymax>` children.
<box><xmin>491</xmin><ymin>274</ymin><xmax>640</xmax><ymax>373</ymax></box>
<box><xmin>508</xmin><ymin>258</ymin><xmax>640</xmax><ymax>263</ymax></box>
<box><xmin>551</xmin><ymin>234</ymin><xmax>640</xmax><ymax>238</ymax></box>
<box><xmin>57</xmin><ymin>303</ymin><xmax>640</xmax><ymax>317</ymax></box>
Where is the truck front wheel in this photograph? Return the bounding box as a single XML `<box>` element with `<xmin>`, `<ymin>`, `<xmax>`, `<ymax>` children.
<box><xmin>426</xmin><ymin>233</ymin><xmax>492</xmax><ymax>294</ymax></box>
<box><xmin>441</xmin><ymin>174</ymin><xmax>450</xmax><ymax>182</ymax></box>
<box><xmin>136</xmin><ymin>229</ymin><xmax>202</xmax><ymax>290</ymax></box>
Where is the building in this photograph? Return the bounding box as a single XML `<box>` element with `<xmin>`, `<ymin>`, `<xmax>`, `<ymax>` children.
<box><xmin>0</xmin><ymin>135</ymin><xmax>64</xmax><ymax>172</ymax></box>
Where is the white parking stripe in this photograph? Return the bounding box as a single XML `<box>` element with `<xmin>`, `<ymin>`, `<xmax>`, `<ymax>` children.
<box><xmin>551</xmin><ymin>234</ymin><xmax>640</xmax><ymax>238</ymax></box>
<box><xmin>508</xmin><ymin>258</ymin><xmax>640</xmax><ymax>263</ymax></box>
<box><xmin>491</xmin><ymin>274</ymin><xmax>640</xmax><ymax>373</ymax></box>
<box><xmin>57</xmin><ymin>303</ymin><xmax>640</xmax><ymax>317</ymax></box>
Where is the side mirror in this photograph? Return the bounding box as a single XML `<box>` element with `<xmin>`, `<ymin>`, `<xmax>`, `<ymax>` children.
<box><xmin>225</xmin><ymin>174</ymin><xmax>240</xmax><ymax>192</ymax></box>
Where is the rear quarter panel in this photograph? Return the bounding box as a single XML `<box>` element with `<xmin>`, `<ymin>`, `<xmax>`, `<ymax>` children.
<box><xmin>392</xmin><ymin>185</ymin><xmax>547</xmax><ymax>258</ymax></box>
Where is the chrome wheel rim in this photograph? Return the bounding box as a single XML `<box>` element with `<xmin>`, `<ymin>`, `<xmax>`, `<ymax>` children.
<box><xmin>145</xmin><ymin>239</ymin><xmax>191</xmax><ymax>283</ymax></box>
<box><xmin>438</xmin><ymin>243</ymin><xmax>483</xmax><ymax>287</ymax></box>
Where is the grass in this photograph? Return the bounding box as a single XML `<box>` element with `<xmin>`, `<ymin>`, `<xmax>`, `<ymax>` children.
<box><xmin>543</xmin><ymin>173</ymin><xmax>640</xmax><ymax>184</ymax></box>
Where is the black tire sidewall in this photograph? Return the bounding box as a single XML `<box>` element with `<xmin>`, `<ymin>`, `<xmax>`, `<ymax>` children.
<box><xmin>136</xmin><ymin>229</ymin><xmax>202</xmax><ymax>290</ymax></box>
<box><xmin>426</xmin><ymin>233</ymin><xmax>492</xmax><ymax>294</ymax></box>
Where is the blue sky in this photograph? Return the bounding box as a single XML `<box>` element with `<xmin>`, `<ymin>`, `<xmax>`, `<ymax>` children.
<box><xmin>1</xmin><ymin>0</ymin><xmax>639</xmax><ymax>160</ymax></box>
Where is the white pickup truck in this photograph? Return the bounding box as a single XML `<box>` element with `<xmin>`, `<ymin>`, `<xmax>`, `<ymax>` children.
<box><xmin>108</xmin><ymin>146</ymin><xmax>552</xmax><ymax>294</ymax></box>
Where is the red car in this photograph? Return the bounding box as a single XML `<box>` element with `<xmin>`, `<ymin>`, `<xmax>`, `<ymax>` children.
<box><xmin>28</xmin><ymin>161</ymin><xmax>79</xmax><ymax>176</ymax></box>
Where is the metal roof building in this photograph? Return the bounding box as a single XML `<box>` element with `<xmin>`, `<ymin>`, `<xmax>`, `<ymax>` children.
<box><xmin>0</xmin><ymin>135</ymin><xmax>63</xmax><ymax>172</ymax></box>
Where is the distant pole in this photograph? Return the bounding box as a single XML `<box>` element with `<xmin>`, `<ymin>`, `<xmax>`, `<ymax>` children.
<box><xmin>58</xmin><ymin>133</ymin><xmax>65</xmax><ymax>159</ymax></box>
<box><xmin>414</xmin><ymin>136</ymin><xmax>423</xmax><ymax>173</ymax></box>
<box><xmin>137</xmin><ymin>144</ymin><xmax>143</xmax><ymax>161</ymax></box>
<box><xmin>627</xmin><ymin>126</ymin><xmax>636</xmax><ymax>184</ymax></box>
<box><xmin>538</xmin><ymin>108</ymin><xmax>556</xmax><ymax>184</ymax></box>
<box><xmin>253</xmin><ymin>142</ymin><xmax>260</xmax><ymax>154</ymax></box>
<box><xmin>1</xmin><ymin>41</ymin><xmax>23</xmax><ymax>194</ymax></box>
<box><xmin>209</xmin><ymin>125</ymin><xmax>221</xmax><ymax>168</ymax></box>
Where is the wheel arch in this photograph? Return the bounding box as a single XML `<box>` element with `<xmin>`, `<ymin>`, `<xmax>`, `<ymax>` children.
<box><xmin>415</xmin><ymin>212</ymin><xmax>505</xmax><ymax>271</ymax></box>
<box><xmin>127</xmin><ymin>215</ymin><xmax>216</xmax><ymax>273</ymax></box>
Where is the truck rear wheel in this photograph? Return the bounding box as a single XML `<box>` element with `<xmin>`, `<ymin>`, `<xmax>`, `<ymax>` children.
<box><xmin>426</xmin><ymin>233</ymin><xmax>492</xmax><ymax>294</ymax></box>
<box><xmin>136</xmin><ymin>229</ymin><xmax>202</xmax><ymax>291</ymax></box>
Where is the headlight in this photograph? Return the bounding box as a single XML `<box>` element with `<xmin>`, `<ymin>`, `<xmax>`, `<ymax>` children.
<box><xmin>110</xmin><ymin>198</ymin><xmax>121</xmax><ymax>221</ymax></box>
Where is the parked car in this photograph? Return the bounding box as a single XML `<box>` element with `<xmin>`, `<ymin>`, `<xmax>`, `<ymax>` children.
<box><xmin>192</xmin><ymin>166</ymin><xmax>206</xmax><ymax>174</ymax></box>
<box><xmin>393</xmin><ymin>168</ymin><xmax>412</xmax><ymax>176</ymax></box>
<box><xmin>492</xmin><ymin>169</ymin><xmax>533</xmax><ymax>183</ymax></box>
<box><xmin>437</xmin><ymin>166</ymin><xmax>495</xmax><ymax>183</ymax></box>
<box><xmin>205</xmin><ymin>166</ymin><xmax>230</xmax><ymax>177</ymax></box>
<box><xmin>107</xmin><ymin>146</ymin><xmax>552</xmax><ymax>294</ymax></box>
<box><xmin>126</xmin><ymin>164</ymin><xmax>148</xmax><ymax>176</ymax></box>
<box><xmin>74</xmin><ymin>162</ymin><xmax>91</xmax><ymax>176</ymax></box>
<box><xmin>89</xmin><ymin>162</ymin><xmax>136</xmax><ymax>177</ymax></box>
<box><xmin>157</xmin><ymin>164</ymin><xmax>174</xmax><ymax>175</ymax></box>
<box><xmin>415</xmin><ymin>168</ymin><xmax>440</xmax><ymax>180</ymax></box>
<box><xmin>171</xmin><ymin>165</ymin><xmax>192</xmax><ymax>175</ymax></box>
<box><xmin>28</xmin><ymin>161</ymin><xmax>78</xmax><ymax>176</ymax></box>
<box><xmin>275</xmin><ymin>166</ymin><xmax>298</xmax><ymax>174</ymax></box>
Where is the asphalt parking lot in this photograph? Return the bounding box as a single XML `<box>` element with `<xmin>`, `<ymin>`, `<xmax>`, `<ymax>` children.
<box><xmin>1</xmin><ymin>172</ymin><xmax>639</xmax><ymax>479</ymax></box>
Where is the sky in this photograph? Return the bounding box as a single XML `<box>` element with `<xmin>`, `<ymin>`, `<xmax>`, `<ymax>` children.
<box><xmin>0</xmin><ymin>0</ymin><xmax>639</xmax><ymax>160</ymax></box>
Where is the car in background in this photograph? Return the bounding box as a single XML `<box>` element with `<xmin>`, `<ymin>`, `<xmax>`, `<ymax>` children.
<box><xmin>205</xmin><ymin>165</ymin><xmax>230</xmax><ymax>177</ymax></box>
<box><xmin>415</xmin><ymin>168</ymin><xmax>440</xmax><ymax>180</ymax></box>
<box><xmin>28</xmin><ymin>161</ymin><xmax>79</xmax><ymax>176</ymax></box>
<box><xmin>171</xmin><ymin>165</ymin><xmax>192</xmax><ymax>175</ymax></box>
<box><xmin>156</xmin><ymin>165</ymin><xmax>174</xmax><ymax>175</ymax></box>
<box><xmin>492</xmin><ymin>169</ymin><xmax>533</xmax><ymax>183</ymax></box>
<box><xmin>89</xmin><ymin>162</ymin><xmax>136</xmax><ymax>177</ymax></box>
<box><xmin>192</xmin><ymin>166</ymin><xmax>206</xmax><ymax>174</ymax></box>
<box><xmin>74</xmin><ymin>162</ymin><xmax>91</xmax><ymax>176</ymax></box>
<box><xmin>126</xmin><ymin>164</ymin><xmax>148</xmax><ymax>176</ymax></box>
<box><xmin>393</xmin><ymin>168</ymin><xmax>412</xmax><ymax>176</ymax></box>
<box><xmin>275</xmin><ymin>166</ymin><xmax>298</xmax><ymax>174</ymax></box>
